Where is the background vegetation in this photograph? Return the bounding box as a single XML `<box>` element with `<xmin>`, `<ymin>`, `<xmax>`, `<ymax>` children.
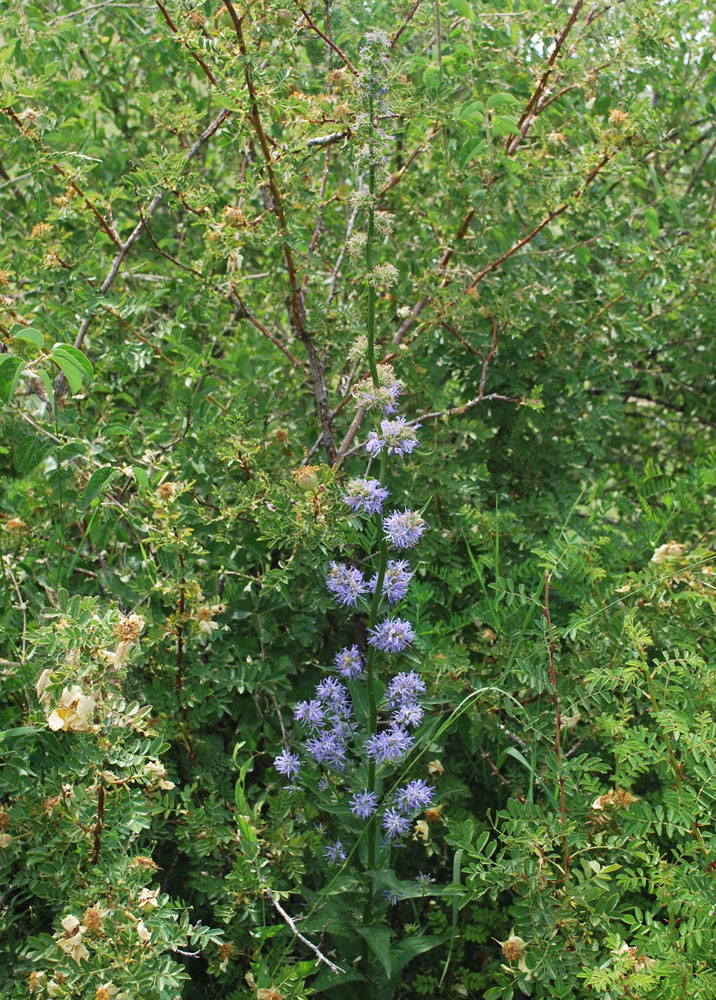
<box><xmin>1</xmin><ymin>0</ymin><xmax>716</xmax><ymax>997</ymax></box>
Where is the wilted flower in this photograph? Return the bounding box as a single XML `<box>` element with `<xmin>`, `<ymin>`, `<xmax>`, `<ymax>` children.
<box><xmin>57</xmin><ymin>914</ymin><xmax>90</xmax><ymax>963</ymax></box>
<box><xmin>197</xmin><ymin>604</ymin><xmax>225</xmax><ymax>635</ymax></box>
<box><xmin>46</xmin><ymin>686</ymin><xmax>96</xmax><ymax>733</ymax></box>
<box><xmin>413</xmin><ymin>820</ymin><xmax>430</xmax><ymax>842</ymax></box>
<box><xmin>500</xmin><ymin>931</ymin><xmax>528</xmax><ymax>973</ymax></box>
<box><xmin>136</xmin><ymin>920</ymin><xmax>151</xmax><ymax>944</ymax></box>
<box><xmin>651</xmin><ymin>541</ymin><xmax>686</xmax><ymax>563</ymax></box>
<box><xmin>144</xmin><ymin>760</ymin><xmax>175</xmax><ymax>790</ymax></box>
<box><xmin>35</xmin><ymin>668</ymin><xmax>51</xmax><ymax>702</ymax></box>
<box><xmin>114</xmin><ymin>613</ymin><xmax>145</xmax><ymax>643</ymax></box>
<box><xmin>82</xmin><ymin>905</ymin><xmax>104</xmax><ymax>932</ymax></box>
<box><xmin>137</xmin><ymin>887</ymin><xmax>160</xmax><ymax>913</ymax></box>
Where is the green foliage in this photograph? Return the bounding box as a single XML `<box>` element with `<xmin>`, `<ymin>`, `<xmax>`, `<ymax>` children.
<box><xmin>1</xmin><ymin>0</ymin><xmax>715</xmax><ymax>998</ymax></box>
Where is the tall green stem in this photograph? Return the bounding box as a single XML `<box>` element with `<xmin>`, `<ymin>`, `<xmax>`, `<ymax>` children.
<box><xmin>366</xmin><ymin>93</ymin><xmax>378</xmax><ymax>386</ymax></box>
<box><xmin>363</xmin><ymin>89</ymin><xmax>389</xmax><ymax>918</ymax></box>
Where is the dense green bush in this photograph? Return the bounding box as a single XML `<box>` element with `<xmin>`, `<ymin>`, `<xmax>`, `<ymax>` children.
<box><xmin>1</xmin><ymin>1</ymin><xmax>715</xmax><ymax>998</ymax></box>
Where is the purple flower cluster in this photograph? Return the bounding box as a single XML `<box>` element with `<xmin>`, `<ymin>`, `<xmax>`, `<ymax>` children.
<box><xmin>274</xmin><ymin>355</ymin><xmax>437</xmax><ymax>863</ymax></box>
<box><xmin>294</xmin><ymin>677</ymin><xmax>354</xmax><ymax>771</ymax></box>
<box><xmin>371</xmin><ymin>559</ymin><xmax>413</xmax><ymax>604</ymax></box>
<box><xmin>381</xmin><ymin>780</ymin><xmax>434</xmax><ymax>840</ymax></box>
<box><xmin>350</xmin><ymin>789</ymin><xmax>378</xmax><ymax>819</ymax></box>
<box><xmin>366</xmin><ymin>417</ymin><xmax>421</xmax><ymax>458</ymax></box>
<box><xmin>368</xmin><ymin>616</ymin><xmax>415</xmax><ymax>653</ymax></box>
<box><xmin>386</xmin><ymin>669</ymin><xmax>426</xmax><ymax>708</ymax></box>
<box><xmin>326</xmin><ymin>561</ymin><xmax>370</xmax><ymax>607</ymax></box>
<box><xmin>342</xmin><ymin>476</ymin><xmax>389</xmax><ymax>516</ymax></box>
<box><xmin>365</xmin><ymin>725</ymin><xmax>414</xmax><ymax>764</ymax></box>
<box><xmin>273</xmin><ymin>747</ymin><xmax>301</xmax><ymax>781</ymax></box>
<box><xmin>334</xmin><ymin>645</ymin><xmax>365</xmax><ymax>680</ymax></box>
<box><xmin>354</xmin><ymin>379</ymin><xmax>402</xmax><ymax>414</ymax></box>
<box><xmin>324</xmin><ymin>839</ymin><xmax>346</xmax><ymax>865</ymax></box>
<box><xmin>383</xmin><ymin>509</ymin><xmax>426</xmax><ymax>549</ymax></box>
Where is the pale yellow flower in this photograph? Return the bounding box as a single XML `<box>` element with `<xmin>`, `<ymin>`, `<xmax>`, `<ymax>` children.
<box><xmin>47</xmin><ymin>686</ymin><xmax>96</xmax><ymax>733</ymax></box>
<box><xmin>137</xmin><ymin>887</ymin><xmax>160</xmax><ymax>914</ymax></box>
<box><xmin>57</xmin><ymin>914</ymin><xmax>90</xmax><ymax>963</ymax></box>
<box><xmin>651</xmin><ymin>541</ymin><xmax>686</xmax><ymax>564</ymax></box>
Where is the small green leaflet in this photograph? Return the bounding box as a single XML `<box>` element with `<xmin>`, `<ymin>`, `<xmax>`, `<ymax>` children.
<box><xmin>12</xmin><ymin>327</ymin><xmax>44</xmax><ymax>348</ymax></box>
<box><xmin>0</xmin><ymin>355</ymin><xmax>24</xmax><ymax>402</ymax></box>
<box><xmin>449</xmin><ymin>0</ymin><xmax>474</xmax><ymax>22</ymax></box>
<box><xmin>50</xmin><ymin>343</ymin><xmax>94</xmax><ymax>394</ymax></box>
<box><xmin>79</xmin><ymin>466</ymin><xmax>117</xmax><ymax>509</ymax></box>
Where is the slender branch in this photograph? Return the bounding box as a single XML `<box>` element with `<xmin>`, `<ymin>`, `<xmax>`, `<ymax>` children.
<box><xmin>90</xmin><ymin>774</ymin><xmax>106</xmax><ymax>865</ymax></box>
<box><xmin>391</xmin><ymin>0</ymin><xmax>422</xmax><ymax>48</ymax></box>
<box><xmin>3</xmin><ymin>558</ymin><xmax>27</xmax><ymax>662</ymax></box>
<box><xmin>505</xmin><ymin>0</ymin><xmax>585</xmax><ymax>156</ymax></box>
<box><xmin>53</xmin><ymin>108</ymin><xmax>230</xmax><ymax>396</ymax></box>
<box><xmin>223</xmin><ymin>0</ymin><xmax>337</xmax><ymax>460</ymax></box>
<box><xmin>295</xmin><ymin>5</ymin><xmax>357</xmax><ymax>74</ymax></box>
<box><xmin>464</xmin><ymin>153</ymin><xmax>612</xmax><ymax>294</ymax></box>
<box><xmin>267</xmin><ymin>889</ymin><xmax>344</xmax><ymax>974</ymax></box>
<box><xmin>155</xmin><ymin>0</ymin><xmax>218</xmax><ymax>85</ymax></box>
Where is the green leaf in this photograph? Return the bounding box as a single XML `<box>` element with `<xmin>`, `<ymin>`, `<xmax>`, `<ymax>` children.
<box><xmin>458</xmin><ymin>100</ymin><xmax>484</xmax><ymax>123</ymax></box>
<box><xmin>488</xmin><ymin>93</ymin><xmax>519</xmax><ymax>110</ymax></box>
<box><xmin>575</xmin><ymin>245</ymin><xmax>591</xmax><ymax>267</ymax></box>
<box><xmin>133</xmin><ymin>466</ymin><xmax>150</xmax><ymax>491</ymax></box>
<box><xmin>13</xmin><ymin>436</ymin><xmax>52</xmax><ymax>475</ymax></box>
<box><xmin>459</xmin><ymin>137</ymin><xmax>485</xmax><ymax>167</ymax></box>
<box><xmin>50</xmin><ymin>344</ymin><xmax>94</xmax><ymax>382</ymax></box>
<box><xmin>449</xmin><ymin>0</ymin><xmax>474</xmax><ymax>21</ymax></box>
<box><xmin>355</xmin><ymin>925</ymin><xmax>393</xmax><ymax>978</ymax></box>
<box><xmin>0</xmin><ymin>355</ymin><xmax>24</xmax><ymax>402</ymax></box>
<box><xmin>79</xmin><ymin>466</ymin><xmax>118</xmax><ymax>509</ymax></box>
<box><xmin>490</xmin><ymin>115</ymin><xmax>519</xmax><ymax>137</ymax></box>
<box><xmin>50</xmin><ymin>354</ymin><xmax>84</xmax><ymax>394</ymax></box>
<box><xmin>394</xmin><ymin>933</ymin><xmax>449</xmax><ymax>979</ymax></box>
<box><xmin>662</xmin><ymin>195</ymin><xmax>683</xmax><ymax>227</ymax></box>
<box><xmin>12</xmin><ymin>327</ymin><xmax>44</xmax><ymax>348</ymax></box>
<box><xmin>644</xmin><ymin>205</ymin><xmax>659</xmax><ymax>238</ymax></box>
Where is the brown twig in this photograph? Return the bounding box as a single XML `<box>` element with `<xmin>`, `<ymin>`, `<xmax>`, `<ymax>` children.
<box><xmin>295</xmin><ymin>5</ymin><xmax>357</xmax><ymax>74</ymax></box>
<box><xmin>464</xmin><ymin>153</ymin><xmax>612</xmax><ymax>294</ymax></box>
<box><xmin>505</xmin><ymin>0</ymin><xmax>585</xmax><ymax>156</ymax></box>
<box><xmin>90</xmin><ymin>775</ymin><xmax>106</xmax><ymax>865</ymax></box>
<box><xmin>391</xmin><ymin>0</ymin><xmax>422</xmax><ymax>48</ymax></box>
<box><xmin>155</xmin><ymin>0</ymin><xmax>218</xmax><ymax>85</ymax></box>
<box><xmin>224</xmin><ymin>0</ymin><xmax>337</xmax><ymax>461</ymax></box>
